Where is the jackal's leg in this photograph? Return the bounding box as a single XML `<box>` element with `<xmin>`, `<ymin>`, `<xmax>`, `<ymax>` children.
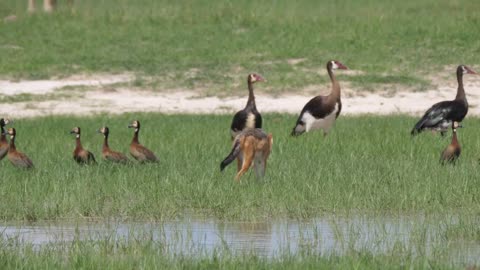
<box><xmin>254</xmin><ymin>155</ymin><xmax>265</xmax><ymax>178</ymax></box>
<box><xmin>236</xmin><ymin>152</ymin><xmax>243</xmax><ymax>172</ymax></box>
<box><xmin>28</xmin><ymin>0</ymin><xmax>36</xmax><ymax>13</ymax></box>
<box><xmin>235</xmin><ymin>145</ymin><xmax>254</xmax><ymax>182</ymax></box>
<box><xmin>44</xmin><ymin>0</ymin><xmax>56</xmax><ymax>12</ymax></box>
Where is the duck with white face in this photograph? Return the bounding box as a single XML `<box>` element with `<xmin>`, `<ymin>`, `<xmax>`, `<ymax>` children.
<box><xmin>128</xmin><ymin>120</ymin><xmax>159</xmax><ymax>163</ymax></box>
<box><xmin>411</xmin><ymin>65</ymin><xmax>477</xmax><ymax>136</ymax></box>
<box><xmin>98</xmin><ymin>126</ymin><xmax>129</xmax><ymax>164</ymax></box>
<box><xmin>440</xmin><ymin>121</ymin><xmax>462</xmax><ymax>165</ymax></box>
<box><xmin>291</xmin><ymin>60</ymin><xmax>348</xmax><ymax>137</ymax></box>
<box><xmin>6</xmin><ymin>127</ymin><xmax>34</xmax><ymax>169</ymax></box>
<box><xmin>230</xmin><ymin>73</ymin><xmax>265</xmax><ymax>139</ymax></box>
<box><xmin>70</xmin><ymin>127</ymin><xmax>96</xmax><ymax>165</ymax></box>
<box><xmin>0</xmin><ymin>118</ymin><xmax>12</xmax><ymax>161</ymax></box>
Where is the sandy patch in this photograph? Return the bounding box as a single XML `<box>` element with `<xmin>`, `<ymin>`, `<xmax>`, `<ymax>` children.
<box><xmin>1</xmin><ymin>74</ymin><xmax>480</xmax><ymax>118</ymax></box>
<box><xmin>0</xmin><ymin>74</ymin><xmax>133</xmax><ymax>95</ymax></box>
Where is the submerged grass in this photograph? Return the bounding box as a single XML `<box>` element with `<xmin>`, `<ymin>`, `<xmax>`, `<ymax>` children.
<box><xmin>0</xmin><ymin>234</ymin><xmax>466</xmax><ymax>269</ymax></box>
<box><xmin>1</xmin><ymin>0</ymin><xmax>480</xmax><ymax>92</ymax></box>
<box><xmin>0</xmin><ymin>114</ymin><xmax>479</xmax><ymax>221</ymax></box>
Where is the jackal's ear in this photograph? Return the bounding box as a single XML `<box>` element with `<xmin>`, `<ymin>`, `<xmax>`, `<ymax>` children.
<box><xmin>268</xmin><ymin>133</ymin><xmax>273</xmax><ymax>144</ymax></box>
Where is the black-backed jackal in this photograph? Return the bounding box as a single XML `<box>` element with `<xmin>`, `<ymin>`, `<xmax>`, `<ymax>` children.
<box><xmin>220</xmin><ymin>128</ymin><xmax>273</xmax><ymax>181</ymax></box>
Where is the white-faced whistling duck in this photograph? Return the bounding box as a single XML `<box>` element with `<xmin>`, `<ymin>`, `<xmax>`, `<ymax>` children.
<box><xmin>0</xmin><ymin>118</ymin><xmax>12</xmax><ymax>161</ymax></box>
<box><xmin>98</xmin><ymin>126</ymin><xmax>129</xmax><ymax>163</ymax></box>
<box><xmin>70</xmin><ymin>127</ymin><xmax>96</xmax><ymax>165</ymax></box>
<box><xmin>128</xmin><ymin>120</ymin><xmax>159</xmax><ymax>163</ymax></box>
<box><xmin>6</xmin><ymin>128</ymin><xmax>34</xmax><ymax>169</ymax></box>
<box><xmin>440</xmin><ymin>121</ymin><xmax>461</xmax><ymax>165</ymax></box>
<box><xmin>291</xmin><ymin>60</ymin><xmax>348</xmax><ymax>137</ymax></box>
<box><xmin>411</xmin><ymin>65</ymin><xmax>477</xmax><ymax>136</ymax></box>
<box><xmin>230</xmin><ymin>73</ymin><xmax>265</xmax><ymax>139</ymax></box>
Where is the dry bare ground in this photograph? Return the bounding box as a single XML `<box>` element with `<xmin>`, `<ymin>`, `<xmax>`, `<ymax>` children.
<box><xmin>1</xmin><ymin>72</ymin><xmax>480</xmax><ymax>118</ymax></box>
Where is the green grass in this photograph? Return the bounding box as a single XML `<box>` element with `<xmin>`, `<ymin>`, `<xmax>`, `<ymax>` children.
<box><xmin>1</xmin><ymin>0</ymin><xmax>480</xmax><ymax>93</ymax></box>
<box><xmin>0</xmin><ymin>114</ymin><xmax>479</xmax><ymax>221</ymax></box>
<box><xmin>0</xmin><ymin>236</ymin><xmax>467</xmax><ymax>269</ymax></box>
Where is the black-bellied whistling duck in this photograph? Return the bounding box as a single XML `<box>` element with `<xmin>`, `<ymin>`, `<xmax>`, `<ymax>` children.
<box><xmin>0</xmin><ymin>118</ymin><xmax>12</xmax><ymax>161</ymax></box>
<box><xmin>6</xmin><ymin>128</ymin><xmax>34</xmax><ymax>169</ymax></box>
<box><xmin>97</xmin><ymin>126</ymin><xmax>128</xmax><ymax>164</ymax></box>
<box><xmin>291</xmin><ymin>60</ymin><xmax>348</xmax><ymax>136</ymax></box>
<box><xmin>128</xmin><ymin>120</ymin><xmax>158</xmax><ymax>163</ymax></box>
<box><xmin>230</xmin><ymin>73</ymin><xmax>265</xmax><ymax>139</ymax></box>
<box><xmin>70</xmin><ymin>127</ymin><xmax>96</xmax><ymax>165</ymax></box>
<box><xmin>440</xmin><ymin>121</ymin><xmax>461</xmax><ymax>165</ymax></box>
<box><xmin>411</xmin><ymin>65</ymin><xmax>476</xmax><ymax>136</ymax></box>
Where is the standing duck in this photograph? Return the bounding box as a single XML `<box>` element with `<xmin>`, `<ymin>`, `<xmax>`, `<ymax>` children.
<box><xmin>7</xmin><ymin>128</ymin><xmax>34</xmax><ymax>169</ymax></box>
<box><xmin>70</xmin><ymin>127</ymin><xmax>96</xmax><ymax>165</ymax></box>
<box><xmin>440</xmin><ymin>122</ymin><xmax>461</xmax><ymax>165</ymax></box>
<box><xmin>128</xmin><ymin>120</ymin><xmax>158</xmax><ymax>163</ymax></box>
<box><xmin>291</xmin><ymin>60</ymin><xmax>348</xmax><ymax>136</ymax></box>
<box><xmin>0</xmin><ymin>118</ymin><xmax>12</xmax><ymax>161</ymax></box>
<box><xmin>98</xmin><ymin>126</ymin><xmax>129</xmax><ymax>163</ymax></box>
<box><xmin>230</xmin><ymin>73</ymin><xmax>265</xmax><ymax>139</ymax></box>
<box><xmin>411</xmin><ymin>65</ymin><xmax>476</xmax><ymax>136</ymax></box>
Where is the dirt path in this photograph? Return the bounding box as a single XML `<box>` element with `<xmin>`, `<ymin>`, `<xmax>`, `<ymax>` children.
<box><xmin>1</xmin><ymin>74</ymin><xmax>480</xmax><ymax>118</ymax></box>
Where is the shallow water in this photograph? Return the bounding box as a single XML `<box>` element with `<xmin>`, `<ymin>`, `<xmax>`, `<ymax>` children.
<box><xmin>1</xmin><ymin>214</ymin><xmax>479</xmax><ymax>265</ymax></box>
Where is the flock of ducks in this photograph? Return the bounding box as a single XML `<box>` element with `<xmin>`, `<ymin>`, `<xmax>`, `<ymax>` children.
<box><xmin>0</xmin><ymin>120</ymin><xmax>158</xmax><ymax>169</ymax></box>
<box><xmin>0</xmin><ymin>60</ymin><xmax>477</xmax><ymax>173</ymax></box>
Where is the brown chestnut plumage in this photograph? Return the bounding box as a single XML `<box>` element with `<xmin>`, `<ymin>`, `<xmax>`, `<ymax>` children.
<box><xmin>7</xmin><ymin>127</ymin><xmax>34</xmax><ymax>169</ymax></box>
<box><xmin>70</xmin><ymin>127</ymin><xmax>96</xmax><ymax>165</ymax></box>
<box><xmin>98</xmin><ymin>126</ymin><xmax>128</xmax><ymax>164</ymax></box>
<box><xmin>128</xmin><ymin>120</ymin><xmax>158</xmax><ymax>163</ymax></box>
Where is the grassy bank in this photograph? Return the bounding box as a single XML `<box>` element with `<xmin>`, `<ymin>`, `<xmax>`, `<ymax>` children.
<box><xmin>0</xmin><ymin>114</ymin><xmax>479</xmax><ymax>221</ymax></box>
<box><xmin>1</xmin><ymin>0</ymin><xmax>480</xmax><ymax>93</ymax></box>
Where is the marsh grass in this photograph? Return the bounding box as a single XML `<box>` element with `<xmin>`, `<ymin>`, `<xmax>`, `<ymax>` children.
<box><xmin>0</xmin><ymin>228</ymin><xmax>467</xmax><ymax>269</ymax></box>
<box><xmin>1</xmin><ymin>0</ymin><xmax>480</xmax><ymax>93</ymax></box>
<box><xmin>0</xmin><ymin>114</ymin><xmax>479</xmax><ymax>221</ymax></box>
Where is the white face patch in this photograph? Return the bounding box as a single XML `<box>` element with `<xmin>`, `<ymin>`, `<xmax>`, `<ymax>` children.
<box><xmin>331</xmin><ymin>61</ymin><xmax>339</xmax><ymax>70</ymax></box>
<box><xmin>462</xmin><ymin>66</ymin><xmax>467</xmax><ymax>74</ymax></box>
<box><xmin>76</xmin><ymin>134</ymin><xmax>80</xmax><ymax>139</ymax></box>
<box><xmin>250</xmin><ymin>74</ymin><xmax>256</xmax><ymax>82</ymax></box>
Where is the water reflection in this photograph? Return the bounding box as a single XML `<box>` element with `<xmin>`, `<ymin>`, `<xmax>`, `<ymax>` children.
<box><xmin>0</xmin><ymin>214</ymin><xmax>479</xmax><ymax>265</ymax></box>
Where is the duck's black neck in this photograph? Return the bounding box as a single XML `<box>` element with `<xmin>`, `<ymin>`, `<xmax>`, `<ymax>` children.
<box><xmin>246</xmin><ymin>81</ymin><xmax>256</xmax><ymax>109</ymax></box>
<box><xmin>327</xmin><ymin>67</ymin><xmax>340</xmax><ymax>101</ymax></box>
<box><xmin>9</xmin><ymin>136</ymin><xmax>16</xmax><ymax>151</ymax></box>
<box><xmin>0</xmin><ymin>126</ymin><xmax>5</xmax><ymax>142</ymax></box>
<box><xmin>102</xmin><ymin>134</ymin><xmax>109</xmax><ymax>151</ymax></box>
<box><xmin>452</xmin><ymin>129</ymin><xmax>458</xmax><ymax>145</ymax></box>
<box><xmin>132</xmin><ymin>129</ymin><xmax>140</xmax><ymax>144</ymax></box>
<box><xmin>456</xmin><ymin>70</ymin><xmax>465</xmax><ymax>101</ymax></box>
<box><xmin>75</xmin><ymin>135</ymin><xmax>82</xmax><ymax>149</ymax></box>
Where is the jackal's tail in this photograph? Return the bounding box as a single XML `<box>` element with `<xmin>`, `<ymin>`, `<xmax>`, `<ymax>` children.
<box><xmin>220</xmin><ymin>139</ymin><xmax>241</xmax><ymax>171</ymax></box>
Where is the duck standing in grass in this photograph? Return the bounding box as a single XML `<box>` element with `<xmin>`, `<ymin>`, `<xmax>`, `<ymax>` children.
<box><xmin>440</xmin><ymin>122</ymin><xmax>461</xmax><ymax>165</ymax></box>
<box><xmin>7</xmin><ymin>128</ymin><xmax>34</xmax><ymax>169</ymax></box>
<box><xmin>291</xmin><ymin>60</ymin><xmax>348</xmax><ymax>137</ymax></box>
<box><xmin>230</xmin><ymin>73</ymin><xmax>265</xmax><ymax>139</ymax></box>
<box><xmin>128</xmin><ymin>120</ymin><xmax>158</xmax><ymax>163</ymax></box>
<box><xmin>411</xmin><ymin>65</ymin><xmax>476</xmax><ymax>136</ymax></box>
<box><xmin>0</xmin><ymin>118</ymin><xmax>12</xmax><ymax>161</ymax></box>
<box><xmin>98</xmin><ymin>126</ymin><xmax>129</xmax><ymax>164</ymax></box>
<box><xmin>70</xmin><ymin>127</ymin><xmax>96</xmax><ymax>165</ymax></box>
